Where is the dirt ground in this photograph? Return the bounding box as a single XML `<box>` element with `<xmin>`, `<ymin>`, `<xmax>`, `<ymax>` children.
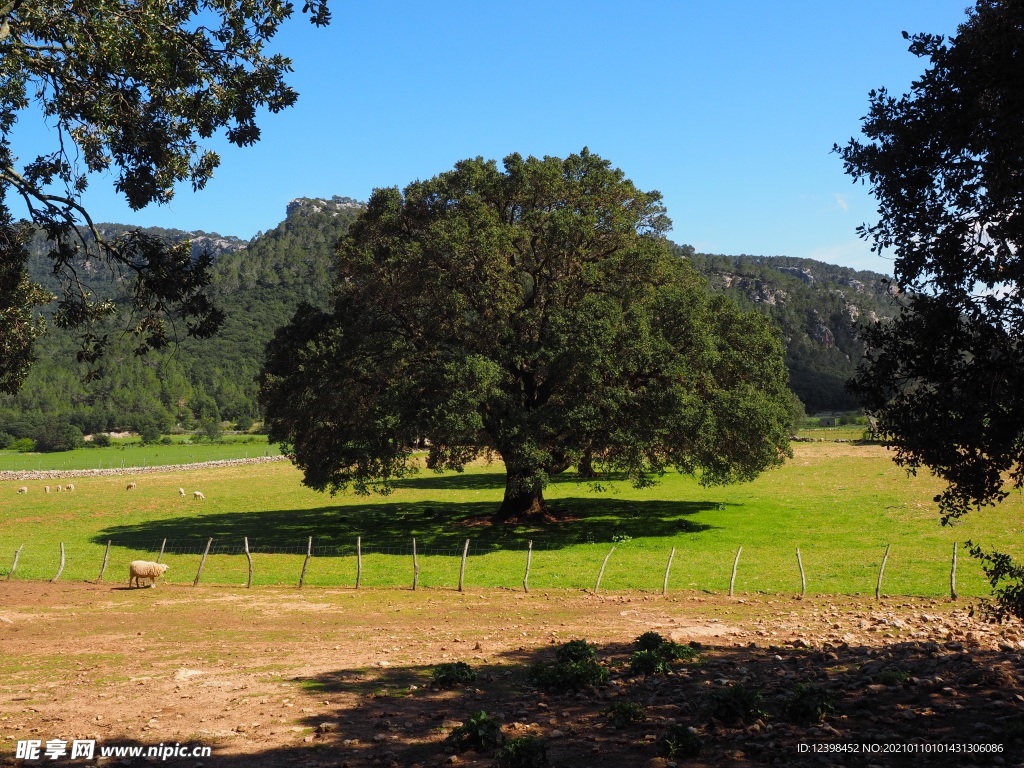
<box><xmin>1</xmin><ymin>582</ymin><xmax>1022</xmax><ymax>767</ymax></box>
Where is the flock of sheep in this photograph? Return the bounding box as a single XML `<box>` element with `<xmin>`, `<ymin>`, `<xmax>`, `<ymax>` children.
<box><xmin>14</xmin><ymin>481</ymin><xmax>203</xmax><ymax>589</ymax></box>
<box><xmin>16</xmin><ymin>482</ymin><xmax>204</xmax><ymax>498</ymax></box>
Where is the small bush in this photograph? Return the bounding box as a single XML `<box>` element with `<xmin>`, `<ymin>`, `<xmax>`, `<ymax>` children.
<box><xmin>555</xmin><ymin>639</ymin><xmax>597</xmax><ymax>664</ymax></box>
<box><xmin>431</xmin><ymin>661</ymin><xmax>477</xmax><ymax>688</ymax></box>
<box><xmin>629</xmin><ymin>632</ymin><xmax>697</xmax><ymax>675</ymax></box>
<box><xmin>496</xmin><ymin>736</ymin><xmax>549</xmax><ymax>768</ymax></box>
<box><xmin>784</xmin><ymin>684</ymin><xmax>835</xmax><ymax>724</ymax></box>
<box><xmin>529</xmin><ymin>639</ymin><xmax>608</xmax><ymax>693</ymax></box>
<box><xmin>447</xmin><ymin>711</ymin><xmax>502</xmax><ymax>752</ymax></box>
<box><xmin>0</xmin><ymin>431</ymin><xmax>12</xmax><ymax>449</ymax></box>
<box><xmin>658</xmin><ymin>724</ymin><xmax>703</xmax><ymax>759</ymax></box>
<box><xmin>878</xmin><ymin>668</ymin><xmax>910</xmax><ymax>686</ymax></box>
<box><xmin>91</xmin><ymin>433</ymin><xmax>111</xmax><ymax>447</ymax></box>
<box><xmin>705</xmin><ymin>684</ymin><xmax>767</xmax><ymax>725</ymax></box>
<box><xmin>160</xmin><ymin>436</ymin><xmax>173</xmax><ymax>445</ymax></box>
<box><xmin>12</xmin><ymin>438</ymin><xmax>35</xmax><ymax>452</ymax></box>
<box><xmin>603</xmin><ymin>700</ymin><xmax>646</xmax><ymax>727</ymax></box>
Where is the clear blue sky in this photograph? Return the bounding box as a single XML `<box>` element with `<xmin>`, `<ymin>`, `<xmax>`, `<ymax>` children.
<box><xmin>15</xmin><ymin>1</ymin><xmax>972</xmax><ymax>274</ymax></box>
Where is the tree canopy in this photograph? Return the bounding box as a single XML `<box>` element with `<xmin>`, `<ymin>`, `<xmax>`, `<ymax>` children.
<box><xmin>260</xmin><ymin>150</ymin><xmax>794</xmax><ymax>520</ymax></box>
<box><xmin>0</xmin><ymin>0</ymin><xmax>330</xmax><ymax>393</ymax></box>
<box><xmin>837</xmin><ymin>2</ymin><xmax>1024</xmax><ymax>615</ymax></box>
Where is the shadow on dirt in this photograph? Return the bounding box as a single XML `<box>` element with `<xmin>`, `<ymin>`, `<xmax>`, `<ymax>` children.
<box><xmin>86</xmin><ymin>637</ymin><xmax>1024</xmax><ymax>767</ymax></box>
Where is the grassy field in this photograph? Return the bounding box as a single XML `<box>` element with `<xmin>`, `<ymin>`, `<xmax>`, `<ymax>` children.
<box><xmin>2</xmin><ymin>440</ymin><xmax>1022</xmax><ymax>597</ymax></box>
<box><xmin>0</xmin><ymin>435</ymin><xmax>280</xmax><ymax>471</ymax></box>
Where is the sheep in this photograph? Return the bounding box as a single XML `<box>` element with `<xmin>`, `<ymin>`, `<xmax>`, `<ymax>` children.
<box><xmin>65</xmin><ymin>483</ymin><xmax>74</xmax><ymax>492</ymax></box>
<box><xmin>128</xmin><ymin>560</ymin><xmax>169</xmax><ymax>588</ymax></box>
<box><xmin>44</xmin><ymin>486</ymin><xmax>50</xmax><ymax>493</ymax></box>
<box><xmin>179</xmin><ymin>487</ymin><xmax>186</xmax><ymax>498</ymax></box>
<box><xmin>126</xmin><ymin>482</ymin><xmax>137</xmax><ymax>490</ymax></box>
<box><xmin>193</xmin><ymin>490</ymin><xmax>205</xmax><ymax>500</ymax></box>
<box><xmin>17</xmin><ymin>486</ymin><xmax>27</xmax><ymax>494</ymax></box>
<box><xmin>56</xmin><ymin>485</ymin><xmax>63</xmax><ymax>492</ymax></box>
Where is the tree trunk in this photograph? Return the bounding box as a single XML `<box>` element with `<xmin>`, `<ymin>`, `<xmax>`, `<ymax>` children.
<box><xmin>495</xmin><ymin>469</ymin><xmax>548</xmax><ymax>522</ymax></box>
<box><xmin>577</xmin><ymin>451</ymin><xmax>598</xmax><ymax>479</ymax></box>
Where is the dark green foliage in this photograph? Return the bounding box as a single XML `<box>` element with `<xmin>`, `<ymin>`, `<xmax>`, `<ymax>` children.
<box><xmin>135</xmin><ymin>418</ymin><xmax>163</xmax><ymax>445</ymax></box>
<box><xmin>658</xmin><ymin>724</ymin><xmax>703</xmax><ymax>759</ymax></box>
<box><xmin>555</xmin><ymin>639</ymin><xmax>598</xmax><ymax>664</ymax></box>
<box><xmin>33</xmin><ymin>420</ymin><xmax>83</xmax><ymax>453</ymax></box>
<box><xmin>91</xmin><ymin>433</ymin><xmax>111</xmax><ymax>448</ymax></box>
<box><xmin>837</xmin><ymin>2</ymin><xmax>1024</xmax><ymax>617</ymax></box>
<box><xmin>602</xmin><ymin>701</ymin><xmax>646</xmax><ymax>727</ymax></box>
<box><xmin>529</xmin><ymin>639</ymin><xmax>608</xmax><ymax>693</ymax></box>
<box><xmin>877</xmin><ymin>669</ymin><xmax>910</xmax><ymax>686</ymax></box>
<box><xmin>261</xmin><ymin>151</ymin><xmax>794</xmax><ymax>520</ymax></box>
<box><xmin>431</xmin><ymin>662</ymin><xmax>477</xmax><ymax>688</ymax></box>
<box><xmin>0</xmin><ymin>1</ymin><xmax>331</xmax><ymax>389</ymax></box>
<box><xmin>446</xmin><ymin>711</ymin><xmax>503</xmax><ymax>753</ymax></box>
<box><xmin>495</xmin><ymin>736</ymin><xmax>549</xmax><ymax>768</ymax></box>
<box><xmin>966</xmin><ymin>542</ymin><xmax>1024</xmax><ymax>623</ymax></box>
<box><xmin>630</xmin><ymin>632</ymin><xmax>697</xmax><ymax>675</ymax></box>
<box><xmin>234</xmin><ymin>415</ymin><xmax>254</xmax><ymax>433</ymax></box>
<box><xmin>0</xmin><ymin>431</ymin><xmax>13</xmax><ymax>449</ymax></box>
<box><xmin>784</xmin><ymin>684</ymin><xmax>835</xmax><ymax>724</ymax></box>
<box><xmin>705</xmin><ymin>684</ymin><xmax>767</xmax><ymax>725</ymax></box>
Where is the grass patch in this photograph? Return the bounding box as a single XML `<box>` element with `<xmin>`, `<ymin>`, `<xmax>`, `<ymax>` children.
<box><xmin>1</xmin><ymin>441</ymin><xmax>1021</xmax><ymax>596</ymax></box>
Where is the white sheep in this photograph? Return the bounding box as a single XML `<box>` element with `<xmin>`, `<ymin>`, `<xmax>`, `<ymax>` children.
<box><xmin>179</xmin><ymin>487</ymin><xmax>186</xmax><ymax>498</ymax></box>
<box><xmin>17</xmin><ymin>486</ymin><xmax>27</xmax><ymax>494</ymax></box>
<box><xmin>128</xmin><ymin>560</ymin><xmax>170</xmax><ymax>588</ymax></box>
<box><xmin>56</xmin><ymin>485</ymin><xmax>63</xmax><ymax>492</ymax></box>
<box><xmin>65</xmin><ymin>483</ymin><xmax>75</xmax><ymax>492</ymax></box>
<box><xmin>44</xmin><ymin>485</ymin><xmax>50</xmax><ymax>493</ymax></box>
<box><xmin>193</xmin><ymin>490</ymin><xmax>205</xmax><ymax>500</ymax></box>
<box><xmin>126</xmin><ymin>482</ymin><xmax>137</xmax><ymax>490</ymax></box>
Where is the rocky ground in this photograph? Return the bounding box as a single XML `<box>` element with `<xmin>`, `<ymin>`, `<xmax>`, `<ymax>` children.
<box><xmin>0</xmin><ymin>583</ymin><xmax>1021</xmax><ymax>767</ymax></box>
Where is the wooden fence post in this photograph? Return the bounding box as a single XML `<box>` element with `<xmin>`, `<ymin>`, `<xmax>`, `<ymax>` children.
<box><xmin>523</xmin><ymin>540</ymin><xmax>533</xmax><ymax>594</ymax></box>
<box><xmin>356</xmin><ymin>536</ymin><xmax>362</xmax><ymax>589</ymax></box>
<box><xmin>412</xmin><ymin>538</ymin><xmax>419</xmax><ymax>591</ymax></box>
<box><xmin>244</xmin><ymin>537</ymin><xmax>253</xmax><ymax>589</ymax></box>
<box><xmin>97</xmin><ymin>540</ymin><xmax>111</xmax><ymax>583</ymax></box>
<box><xmin>950</xmin><ymin>542</ymin><xmax>958</xmax><ymax>601</ymax></box>
<box><xmin>662</xmin><ymin>547</ymin><xmax>676</xmax><ymax>596</ymax></box>
<box><xmin>51</xmin><ymin>542</ymin><xmax>65</xmax><ymax>583</ymax></box>
<box><xmin>458</xmin><ymin>539</ymin><xmax>470</xmax><ymax>592</ymax></box>
<box><xmin>796</xmin><ymin>547</ymin><xmax>806</xmax><ymax>598</ymax></box>
<box><xmin>729</xmin><ymin>546</ymin><xmax>742</xmax><ymax>597</ymax></box>
<box><xmin>7</xmin><ymin>545</ymin><xmax>23</xmax><ymax>580</ymax></box>
<box><xmin>875</xmin><ymin>543</ymin><xmax>891</xmax><ymax>600</ymax></box>
<box><xmin>594</xmin><ymin>546</ymin><xmax>615</xmax><ymax>594</ymax></box>
<box><xmin>193</xmin><ymin>538</ymin><xmax>212</xmax><ymax>587</ymax></box>
<box><xmin>299</xmin><ymin>536</ymin><xmax>312</xmax><ymax>588</ymax></box>
<box><xmin>156</xmin><ymin>538</ymin><xmax>167</xmax><ymax>564</ymax></box>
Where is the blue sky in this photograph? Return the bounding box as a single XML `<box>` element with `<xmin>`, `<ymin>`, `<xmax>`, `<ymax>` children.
<box><xmin>14</xmin><ymin>1</ymin><xmax>972</xmax><ymax>274</ymax></box>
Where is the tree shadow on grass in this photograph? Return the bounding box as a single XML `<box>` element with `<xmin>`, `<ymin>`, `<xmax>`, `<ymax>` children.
<box><xmin>92</xmin><ymin>497</ymin><xmax>719</xmax><ymax>554</ymax></box>
<box><xmin>391</xmin><ymin>467</ymin><xmax>635</xmax><ymax>492</ymax></box>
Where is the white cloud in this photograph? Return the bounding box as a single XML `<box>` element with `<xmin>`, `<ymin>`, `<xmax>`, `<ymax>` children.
<box><xmin>833</xmin><ymin>194</ymin><xmax>849</xmax><ymax>212</ymax></box>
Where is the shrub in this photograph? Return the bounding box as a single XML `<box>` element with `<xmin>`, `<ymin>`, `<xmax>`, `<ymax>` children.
<box><xmin>446</xmin><ymin>711</ymin><xmax>502</xmax><ymax>752</ymax></box>
<box><xmin>431</xmin><ymin>661</ymin><xmax>477</xmax><ymax>688</ymax></box>
<box><xmin>784</xmin><ymin>684</ymin><xmax>835</xmax><ymax>724</ymax></box>
<box><xmin>658</xmin><ymin>724</ymin><xmax>703</xmax><ymax>759</ymax></box>
<box><xmin>91</xmin><ymin>433</ymin><xmax>111</xmax><ymax>447</ymax></box>
<box><xmin>555</xmin><ymin>639</ymin><xmax>597</xmax><ymax>664</ymax></box>
<box><xmin>496</xmin><ymin>736</ymin><xmax>549</xmax><ymax>768</ymax></box>
<box><xmin>34</xmin><ymin>420</ymin><xmax>83</xmax><ymax>452</ymax></box>
<box><xmin>12</xmin><ymin>438</ymin><xmax>35</xmax><ymax>452</ymax></box>
<box><xmin>602</xmin><ymin>701</ymin><xmax>646</xmax><ymax>727</ymax></box>
<box><xmin>160</xmin><ymin>436</ymin><xmax>173</xmax><ymax>445</ymax></box>
<box><xmin>705</xmin><ymin>684</ymin><xmax>767</xmax><ymax>725</ymax></box>
<box><xmin>529</xmin><ymin>639</ymin><xmax>608</xmax><ymax>693</ymax></box>
<box><xmin>878</xmin><ymin>668</ymin><xmax>910</xmax><ymax>686</ymax></box>
<box><xmin>0</xmin><ymin>431</ymin><xmax>13</xmax><ymax>449</ymax></box>
<box><xmin>630</xmin><ymin>632</ymin><xmax>697</xmax><ymax>675</ymax></box>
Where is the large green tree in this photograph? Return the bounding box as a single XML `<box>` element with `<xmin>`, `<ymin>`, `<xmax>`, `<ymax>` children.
<box><xmin>0</xmin><ymin>0</ymin><xmax>330</xmax><ymax>393</ymax></box>
<box><xmin>260</xmin><ymin>150</ymin><xmax>793</xmax><ymax>520</ymax></box>
<box><xmin>838</xmin><ymin>2</ymin><xmax>1024</xmax><ymax>616</ymax></box>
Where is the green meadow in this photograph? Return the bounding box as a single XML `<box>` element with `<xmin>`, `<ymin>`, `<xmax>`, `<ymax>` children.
<box><xmin>2</xmin><ymin>439</ymin><xmax>1022</xmax><ymax>597</ymax></box>
<box><xmin>0</xmin><ymin>435</ymin><xmax>280</xmax><ymax>472</ymax></box>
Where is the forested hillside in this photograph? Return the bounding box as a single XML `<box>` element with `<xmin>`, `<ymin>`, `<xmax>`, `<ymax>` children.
<box><xmin>0</xmin><ymin>199</ymin><xmax>896</xmax><ymax>446</ymax></box>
